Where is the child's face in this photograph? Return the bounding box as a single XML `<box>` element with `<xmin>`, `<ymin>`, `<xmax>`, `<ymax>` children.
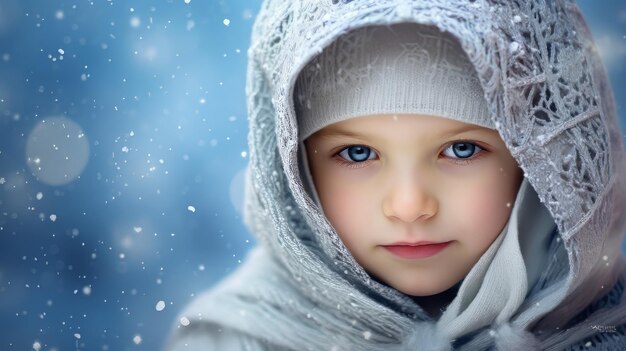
<box><xmin>305</xmin><ymin>114</ymin><xmax>523</xmax><ymax>296</ymax></box>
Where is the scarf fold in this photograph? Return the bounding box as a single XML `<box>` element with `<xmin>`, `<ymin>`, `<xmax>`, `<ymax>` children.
<box><xmin>437</xmin><ymin>178</ymin><xmax>555</xmax><ymax>338</ymax></box>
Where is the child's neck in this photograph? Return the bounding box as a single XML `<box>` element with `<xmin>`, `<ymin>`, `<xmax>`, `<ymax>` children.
<box><xmin>411</xmin><ymin>282</ymin><xmax>461</xmax><ymax>320</ymax></box>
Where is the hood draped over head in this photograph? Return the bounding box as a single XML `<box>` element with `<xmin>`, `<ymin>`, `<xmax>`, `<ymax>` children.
<box><xmin>167</xmin><ymin>1</ymin><xmax>626</xmax><ymax>350</ymax></box>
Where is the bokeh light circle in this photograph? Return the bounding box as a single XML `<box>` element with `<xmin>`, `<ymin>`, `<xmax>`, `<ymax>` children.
<box><xmin>26</xmin><ymin>117</ymin><xmax>90</xmax><ymax>186</ymax></box>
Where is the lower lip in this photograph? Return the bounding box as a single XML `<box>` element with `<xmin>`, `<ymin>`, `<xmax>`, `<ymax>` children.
<box><xmin>383</xmin><ymin>242</ymin><xmax>452</xmax><ymax>259</ymax></box>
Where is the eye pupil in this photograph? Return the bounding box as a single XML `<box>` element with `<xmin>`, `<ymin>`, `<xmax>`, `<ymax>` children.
<box><xmin>348</xmin><ymin>146</ymin><xmax>370</xmax><ymax>162</ymax></box>
<box><xmin>453</xmin><ymin>143</ymin><xmax>475</xmax><ymax>158</ymax></box>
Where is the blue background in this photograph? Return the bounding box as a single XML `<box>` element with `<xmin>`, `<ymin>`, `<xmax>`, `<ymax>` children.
<box><xmin>0</xmin><ymin>1</ymin><xmax>624</xmax><ymax>350</ymax></box>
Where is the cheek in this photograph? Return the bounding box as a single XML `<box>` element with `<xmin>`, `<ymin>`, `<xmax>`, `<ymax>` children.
<box><xmin>452</xmin><ymin>174</ymin><xmax>516</xmax><ymax>244</ymax></box>
<box><xmin>318</xmin><ymin>178</ymin><xmax>363</xmax><ymax>238</ymax></box>
<box><xmin>476</xmin><ymin>191</ymin><xmax>512</xmax><ymax>237</ymax></box>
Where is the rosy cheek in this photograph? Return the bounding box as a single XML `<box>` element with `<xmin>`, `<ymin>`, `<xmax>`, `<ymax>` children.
<box><xmin>481</xmin><ymin>193</ymin><xmax>513</xmax><ymax>239</ymax></box>
<box><xmin>457</xmin><ymin>182</ymin><xmax>511</xmax><ymax>246</ymax></box>
<box><xmin>322</xmin><ymin>184</ymin><xmax>359</xmax><ymax>234</ymax></box>
<box><xmin>481</xmin><ymin>198</ymin><xmax>508</xmax><ymax>235</ymax></box>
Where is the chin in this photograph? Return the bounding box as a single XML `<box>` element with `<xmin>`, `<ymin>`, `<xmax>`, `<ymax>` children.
<box><xmin>394</xmin><ymin>281</ymin><xmax>450</xmax><ymax>297</ymax></box>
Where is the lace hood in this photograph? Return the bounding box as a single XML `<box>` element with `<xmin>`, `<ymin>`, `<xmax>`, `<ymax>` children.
<box><xmin>168</xmin><ymin>1</ymin><xmax>626</xmax><ymax>350</ymax></box>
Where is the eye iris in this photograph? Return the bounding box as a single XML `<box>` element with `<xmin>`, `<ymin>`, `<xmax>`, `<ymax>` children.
<box><xmin>348</xmin><ymin>146</ymin><xmax>370</xmax><ymax>162</ymax></box>
<box><xmin>453</xmin><ymin>143</ymin><xmax>475</xmax><ymax>158</ymax></box>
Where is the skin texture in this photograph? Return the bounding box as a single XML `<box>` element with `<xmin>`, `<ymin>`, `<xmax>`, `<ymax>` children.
<box><xmin>305</xmin><ymin>114</ymin><xmax>524</xmax><ymax>317</ymax></box>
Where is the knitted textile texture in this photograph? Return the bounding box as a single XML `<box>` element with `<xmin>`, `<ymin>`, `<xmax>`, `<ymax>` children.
<box><xmin>294</xmin><ymin>23</ymin><xmax>493</xmax><ymax>142</ymax></box>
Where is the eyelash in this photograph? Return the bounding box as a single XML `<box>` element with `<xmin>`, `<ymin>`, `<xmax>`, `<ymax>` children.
<box><xmin>333</xmin><ymin>141</ymin><xmax>487</xmax><ymax>169</ymax></box>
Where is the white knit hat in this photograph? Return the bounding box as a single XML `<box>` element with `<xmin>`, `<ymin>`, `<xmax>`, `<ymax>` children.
<box><xmin>294</xmin><ymin>23</ymin><xmax>493</xmax><ymax>142</ymax></box>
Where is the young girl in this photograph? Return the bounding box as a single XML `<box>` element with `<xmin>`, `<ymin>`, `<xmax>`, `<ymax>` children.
<box><xmin>166</xmin><ymin>1</ymin><xmax>626</xmax><ymax>350</ymax></box>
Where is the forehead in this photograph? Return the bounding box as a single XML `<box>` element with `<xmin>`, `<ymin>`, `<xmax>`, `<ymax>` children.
<box><xmin>314</xmin><ymin>114</ymin><xmax>499</xmax><ymax>142</ymax></box>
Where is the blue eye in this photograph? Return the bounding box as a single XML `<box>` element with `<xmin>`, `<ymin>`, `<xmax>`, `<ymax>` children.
<box><xmin>443</xmin><ymin>142</ymin><xmax>482</xmax><ymax>159</ymax></box>
<box><xmin>337</xmin><ymin>145</ymin><xmax>376</xmax><ymax>162</ymax></box>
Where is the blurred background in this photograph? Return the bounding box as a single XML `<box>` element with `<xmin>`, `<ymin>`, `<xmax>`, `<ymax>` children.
<box><xmin>0</xmin><ymin>1</ymin><xmax>624</xmax><ymax>350</ymax></box>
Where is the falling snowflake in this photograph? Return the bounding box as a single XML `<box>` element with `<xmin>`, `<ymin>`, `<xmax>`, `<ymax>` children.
<box><xmin>180</xmin><ymin>316</ymin><xmax>190</xmax><ymax>326</ymax></box>
<box><xmin>155</xmin><ymin>300</ymin><xmax>166</xmax><ymax>311</ymax></box>
<box><xmin>187</xmin><ymin>205</ymin><xmax>196</xmax><ymax>213</ymax></box>
<box><xmin>509</xmin><ymin>41</ymin><xmax>520</xmax><ymax>54</ymax></box>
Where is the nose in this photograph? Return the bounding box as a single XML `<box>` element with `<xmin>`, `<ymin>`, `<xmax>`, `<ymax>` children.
<box><xmin>382</xmin><ymin>172</ymin><xmax>438</xmax><ymax>223</ymax></box>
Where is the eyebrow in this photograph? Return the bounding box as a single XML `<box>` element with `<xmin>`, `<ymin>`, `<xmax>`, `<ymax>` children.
<box><xmin>440</xmin><ymin>124</ymin><xmax>494</xmax><ymax>138</ymax></box>
<box><xmin>317</xmin><ymin>129</ymin><xmax>369</xmax><ymax>139</ymax></box>
<box><xmin>318</xmin><ymin>124</ymin><xmax>492</xmax><ymax>139</ymax></box>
